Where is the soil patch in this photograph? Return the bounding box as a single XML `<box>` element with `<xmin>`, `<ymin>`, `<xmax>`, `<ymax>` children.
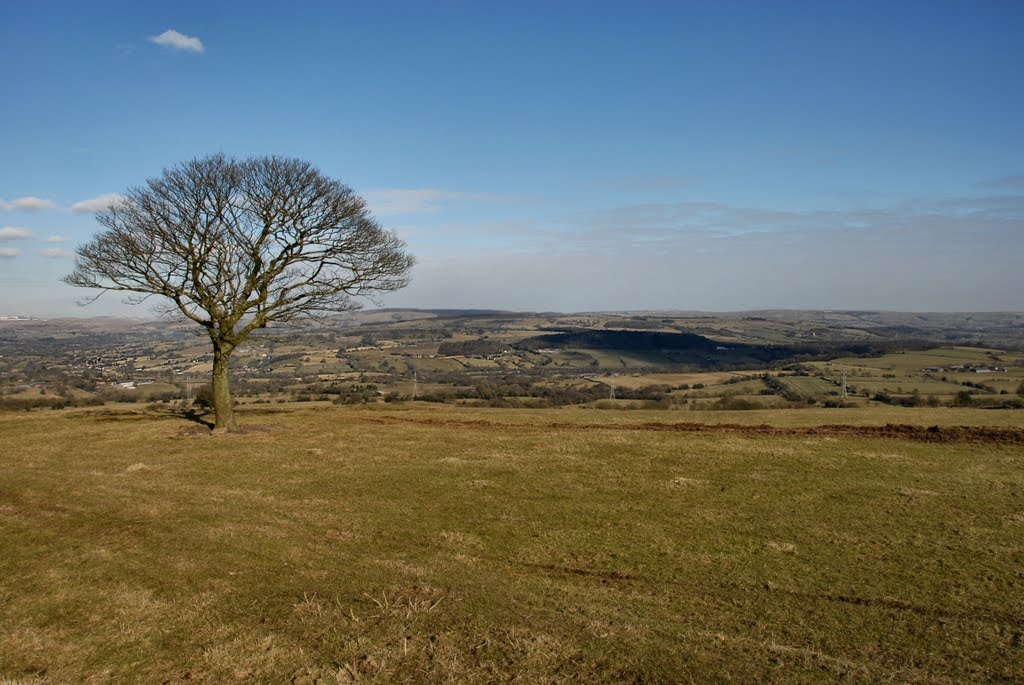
<box><xmin>359</xmin><ymin>415</ymin><xmax>1024</xmax><ymax>445</ymax></box>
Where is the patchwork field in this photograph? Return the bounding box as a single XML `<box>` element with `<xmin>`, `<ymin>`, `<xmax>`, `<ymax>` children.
<box><xmin>776</xmin><ymin>376</ymin><xmax>841</xmax><ymax>398</ymax></box>
<box><xmin>2</xmin><ymin>404</ymin><xmax>1022</xmax><ymax>683</ymax></box>
<box><xmin>583</xmin><ymin>371</ymin><xmax>752</xmax><ymax>391</ymax></box>
<box><xmin>4</xmin><ymin>312</ymin><xmax>1023</xmax><ymax>414</ymax></box>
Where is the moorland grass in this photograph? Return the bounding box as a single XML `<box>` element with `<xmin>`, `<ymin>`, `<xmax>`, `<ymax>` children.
<box><xmin>1</xmin><ymin>404</ymin><xmax>1022</xmax><ymax>683</ymax></box>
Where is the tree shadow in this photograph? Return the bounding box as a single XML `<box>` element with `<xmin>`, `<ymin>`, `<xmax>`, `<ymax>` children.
<box><xmin>179</xmin><ymin>407</ymin><xmax>214</xmax><ymax>430</ymax></box>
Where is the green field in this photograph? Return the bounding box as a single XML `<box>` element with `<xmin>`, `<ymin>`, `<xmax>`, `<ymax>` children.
<box><xmin>790</xmin><ymin>347</ymin><xmax>1024</xmax><ymax>406</ymax></box>
<box><xmin>777</xmin><ymin>376</ymin><xmax>841</xmax><ymax>398</ymax></box>
<box><xmin>2</xmin><ymin>404</ymin><xmax>1022</xmax><ymax>683</ymax></box>
<box><xmin>827</xmin><ymin>347</ymin><xmax>1018</xmax><ymax>373</ymax></box>
<box><xmin>843</xmin><ymin>379</ymin><xmax>967</xmax><ymax>395</ymax></box>
<box><xmin>585</xmin><ymin>372</ymin><xmax>751</xmax><ymax>391</ymax></box>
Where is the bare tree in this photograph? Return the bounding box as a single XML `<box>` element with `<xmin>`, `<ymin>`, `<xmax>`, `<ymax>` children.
<box><xmin>64</xmin><ymin>154</ymin><xmax>414</xmax><ymax>432</ymax></box>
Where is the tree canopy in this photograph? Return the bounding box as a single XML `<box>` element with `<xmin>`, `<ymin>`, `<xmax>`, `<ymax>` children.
<box><xmin>65</xmin><ymin>154</ymin><xmax>414</xmax><ymax>431</ymax></box>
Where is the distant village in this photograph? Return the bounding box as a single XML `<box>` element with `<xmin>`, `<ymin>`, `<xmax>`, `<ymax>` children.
<box><xmin>925</xmin><ymin>364</ymin><xmax>1004</xmax><ymax>374</ymax></box>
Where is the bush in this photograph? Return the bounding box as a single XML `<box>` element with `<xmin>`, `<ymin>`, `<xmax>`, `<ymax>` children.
<box><xmin>951</xmin><ymin>391</ymin><xmax>974</xmax><ymax>407</ymax></box>
<box><xmin>0</xmin><ymin>396</ymin><xmax>104</xmax><ymax>412</ymax></box>
<box><xmin>192</xmin><ymin>384</ymin><xmax>214</xmax><ymax>409</ymax></box>
<box><xmin>712</xmin><ymin>397</ymin><xmax>764</xmax><ymax>410</ymax></box>
<box><xmin>822</xmin><ymin>399</ymin><xmax>858</xmax><ymax>408</ymax></box>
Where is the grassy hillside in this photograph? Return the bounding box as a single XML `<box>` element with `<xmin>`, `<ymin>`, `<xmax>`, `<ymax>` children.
<box><xmin>2</xmin><ymin>405</ymin><xmax>1023</xmax><ymax>683</ymax></box>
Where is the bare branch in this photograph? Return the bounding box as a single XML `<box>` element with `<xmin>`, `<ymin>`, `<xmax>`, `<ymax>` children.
<box><xmin>63</xmin><ymin>154</ymin><xmax>414</xmax><ymax>431</ymax></box>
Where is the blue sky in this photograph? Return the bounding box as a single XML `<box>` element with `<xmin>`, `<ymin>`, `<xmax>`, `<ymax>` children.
<box><xmin>1</xmin><ymin>0</ymin><xmax>1022</xmax><ymax>315</ymax></box>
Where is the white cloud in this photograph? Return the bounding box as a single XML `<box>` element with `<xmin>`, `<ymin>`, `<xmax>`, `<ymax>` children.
<box><xmin>388</xmin><ymin>190</ymin><xmax>1024</xmax><ymax>312</ymax></box>
<box><xmin>0</xmin><ymin>247</ymin><xmax>19</xmax><ymax>258</ymax></box>
<box><xmin>0</xmin><ymin>196</ymin><xmax>56</xmax><ymax>212</ymax></box>
<box><xmin>364</xmin><ymin>189</ymin><xmax>447</xmax><ymax>216</ymax></box>
<box><xmin>69</xmin><ymin>193</ymin><xmax>126</xmax><ymax>214</ymax></box>
<box><xmin>44</xmin><ymin>235</ymin><xmax>67</xmax><ymax>243</ymax></box>
<box><xmin>150</xmin><ymin>29</ymin><xmax>204</xmax><ymax>53</ymax></box>
<box><xmin>40</xmin><ymin>247</ymin><xmax>74</xmax><ymax>259</ymax></box>
<box><xmin>587</xmin><ymin>174</ymin><xmax>694</xmax><ymax>193</ymax></box>
<box><xmin>363</xmin><ymin>189</ymin><xmax>503</xmax><ymax>216</ymax></box>
<box><xmin>0</xmin><ymin>227</ymin><xmax>32</xmax><ymax>241</ymax></box>
<box><xmin>979</xmin><ymin>175</ymin><xmax>1024</xmax><ymax>190</ymax></box>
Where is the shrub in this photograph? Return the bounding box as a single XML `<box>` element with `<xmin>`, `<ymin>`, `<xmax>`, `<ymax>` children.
<box><xmin>951</xmin><ymin>391</ymin><xmax>974</xmax><ymax>407</ymax></box>
<box><xmin>712</xmin><ymin>397</ymin><xmax>764</xmax><ymax>410</ymax></box>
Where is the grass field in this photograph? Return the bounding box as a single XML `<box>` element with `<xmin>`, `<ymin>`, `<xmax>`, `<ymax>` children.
<box><xmin>777</xmin><ymin>376</ymin><xmax>841</xmax><ymax>398</ymax></box>
<box><xmin>2</xmin><ymin>404</ymin><xmax>1023</xmax><ymax>683</ymax></box>
<box><xmin>585</xmin><ymin>372</ymin><xmax>753</xmax><ymax>391</ymax></box>
<box><xmin>825</xmin><ymin>348</ymin><xmax>1022</xmax><ymax>376</ymax></box>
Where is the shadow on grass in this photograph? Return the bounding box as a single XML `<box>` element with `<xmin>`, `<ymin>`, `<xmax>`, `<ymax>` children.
<box><xmin>179</xmin><ymin>407</ymin><xmax>215</xmax><ymax>430</ymax></box>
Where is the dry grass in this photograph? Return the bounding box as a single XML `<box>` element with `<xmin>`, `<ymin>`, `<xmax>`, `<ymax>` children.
<box><xmin>1</xmin><ymin>404</ymin><xmax>1022</xmax><ymax>683</ymax></box>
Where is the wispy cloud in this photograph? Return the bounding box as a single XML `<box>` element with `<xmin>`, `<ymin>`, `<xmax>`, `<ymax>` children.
<box><xmin>0</xmin><ymin>247</ymin><xmax>19</xmax><ymax>258</ymax></box>
<box><xmin>586</xmin><ymin>174</ymin><xmax>695</xmax><ymax>193</ymax></box>
<box><xmin>69</xmin><ymin>193</ymin><xmax>126</xmax><ymax>214</ymax></box>
<box><xmin>43</xmin><ymin>235</ymin><xmax>67</xmax><ymax>243</ymax></box>
<box><xmin>978</xmin><ymin>175</ymin><xmax>1024</xmax><ymax>191</ymax></box>
<box><xmin>150</xmin><ymin>29</ymin><xmax>204</xmax><ymax>53</ymax></box>
<box><xmin>535</xmin><ymin>193</ymin><xmax>1024</xmax><ymax>253</ymax></box>
<box><xmin>394</xmin><ymin>190</ymin><xmax>1024</xmax><ymax>312</ymax></box>
<box><xmin>0</xmin><ymin>227</ymin><xmax>33</xmax><ymax>241</ymax></box>
<box><xmin>0</xmin><ymin>197</ymin><xmax>55</xmax><ymax>212</ymax></box>
<box><xmin>363</xmin><ymin>189</ymin><xmax>506</xmax><ymax>216</ymax></box>
<box><xmin>40</xmin><ymin>247</ymin><xmax>74</xmax><ymax>259</ymax></box>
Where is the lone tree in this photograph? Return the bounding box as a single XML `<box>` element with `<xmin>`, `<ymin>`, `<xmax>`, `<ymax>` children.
<box><xmin>64</xmin><ymin>154</ymin><xmax>414</xmax><ymax>432</ymax></box>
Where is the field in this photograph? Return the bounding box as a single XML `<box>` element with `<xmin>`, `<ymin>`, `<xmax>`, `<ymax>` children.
<box><xmin>2</xmin><ymin>404</ymin><xmax>1023</xmax><ymax>683</ymax></box>
<box><xmin>806</xmin><ymin>347</ymin><xmax>1024</xmax><ymax>405</ymax></box>
<box><xmin>4</xmin><ymin>312</ymin><xmax>1024</xmax><ymax>413</ymax></box>
<box><xmin>776</xmin><ymin>376</ymin><xmax>841</xmax><ymax>398</ymax></box>
<box><xmin>583</xmin><ymin>372</ymin><xmax>753</xmax><ymax>391</ymax></box>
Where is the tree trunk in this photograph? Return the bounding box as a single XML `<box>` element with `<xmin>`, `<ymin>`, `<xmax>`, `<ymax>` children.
<box><xmin>211</xmin><ymin>341</ymin><xmax>237</xmax><ymax>433</ymax></box>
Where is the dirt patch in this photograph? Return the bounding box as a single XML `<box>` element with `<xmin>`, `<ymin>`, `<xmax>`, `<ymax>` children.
<box><xmin>670</xmin><ymin>476</ymin><xmax>709</xmax><ymax>487</ymax></box>
<box><xmin>359</xmin><ymin>415</ymin><xmax>1024</xmax><ymax>445</ymax></box>
<box><xmin>605</xmin><ymin>421</ymin><xmax>1024</xmax><ymax>444</ymax></box>
<box><xmin>765</xmin><ymin>541</ymin><xmax>796</xmax><ymax>553</ymax></box>
<box><xmin>522</xmin><ymin>562</ymin><xmax>637</xmax><ymax>583</ymax></box>
<box><xmin>171</xmin><ymin>423</ymin><xmax>278</xmax><ymax>439</ymax></box>
<box><xmin>760</xmin><ymin>583</ymin><xmax>1023</xmax><ymax>625</ymax></box>
<box><xmin>78</xmin><ymin>410</ymin><xmax>155</xmax><ymax>423</ymax></box>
